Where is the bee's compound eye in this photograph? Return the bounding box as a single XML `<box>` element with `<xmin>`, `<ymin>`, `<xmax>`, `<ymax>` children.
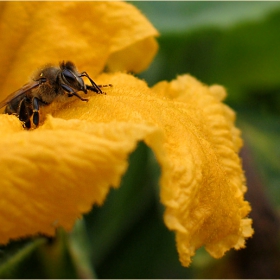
<box><xmin>63</xmin><ymin>69</ymin><xmax>76</xmax><ymax>84</ymax></box>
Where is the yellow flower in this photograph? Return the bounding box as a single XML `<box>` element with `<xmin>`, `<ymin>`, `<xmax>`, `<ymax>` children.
<box><xmin>0</xmin><ymin>1</ymin><xmax>253</xmax><ymax>267</ymax></box>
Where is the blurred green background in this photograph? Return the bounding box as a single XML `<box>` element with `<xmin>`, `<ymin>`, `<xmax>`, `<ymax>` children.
<box><xmin>1</xmin><ymin>2</ymin><xmax>280</xmax><ymax>278</ymax></box>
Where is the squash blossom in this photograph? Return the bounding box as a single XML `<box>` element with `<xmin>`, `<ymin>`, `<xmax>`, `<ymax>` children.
<box><xmin>0</xmin><ymin>2</ymin><xmax>253</xmax><ymax>267</ymax></box>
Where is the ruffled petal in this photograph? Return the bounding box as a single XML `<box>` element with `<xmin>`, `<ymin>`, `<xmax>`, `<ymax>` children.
<box><xmin>0</xmin><ymin>114</ymin><xmax>164</xmax><ymax>244</ymax></box>
<box><xmin>152</xmin><ymin>75</ymin><xmax>253</xmax><ymax>266</ymax></box>
<box><xmin>51</xmin><ymin>72</ymin><xmax>253</xmax><ymax>266</ymax></box>
<box><xmin>0</xmin><ymin>1</ymin><xmax>252</xmax><ymax>266</ymax></box>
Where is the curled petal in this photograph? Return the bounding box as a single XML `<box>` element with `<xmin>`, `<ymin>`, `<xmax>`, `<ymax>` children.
<box><xmin>0</xmin><ymin>71</ymin><xmax>253</xmax><ymax>267</ymax></box>
<box><xmin>0</xmin><ymin>115</ymin><xmax>164</xmax><ymax>244</ymax></box>
<box><xmin>105</xmin><ymin>2</ymin><xmax>159</xmax><ymax>73</ymax></box>
<box><xmin>52</xmin><ymin>72</ymin><xmax>253</xmax><ymax>266</ymax></box>
<box><xmin>152</xmin><ymin>75</ymin><xmax>253</xmax><ymax>266</ymax></box>
<box><xmin>0</xmin><ymin>2</ymin><xmax>158</xmax><ymax>98</ymax></box>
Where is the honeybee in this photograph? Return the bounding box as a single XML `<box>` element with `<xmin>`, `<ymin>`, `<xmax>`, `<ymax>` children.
<box><xmin>0</xmin><ymin>61</ymin><xmax>112</xmax><ymax>128</ymax></box>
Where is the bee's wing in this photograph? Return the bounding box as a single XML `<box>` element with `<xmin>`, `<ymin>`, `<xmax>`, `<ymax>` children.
<box><xmin>0</xmin><ymin>81</ymin><xmax>41</xmax><ymax>109</ymax></box>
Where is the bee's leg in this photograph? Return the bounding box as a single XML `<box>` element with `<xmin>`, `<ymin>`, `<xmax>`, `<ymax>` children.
<box><xmin>86</xmin><ymin>84</ymin><xmax>113</xmax><ymax>95</ymax></box>
<box><xmin>25</xmin><ymin>119</ymin><xmax>31</xmax><ymax>129</ymax></box>
<box><xmin>18</xmin><ymin>97</ymin><xmax>32</xmax><ymax>129</ymax></box>
<box><xmin>61</xmin><ymin>83</ymin><xmax>88</xmax><ymax>101</ymax></box>
<box><xmin>32</xmin><ymin>97</ymin><xmax>40</xmax><ymax>127</ymax></box>
<box><xmin>80</xmin><ymin>72</ymin><xmax>103</xmax><ymax>94</ymax></box>
<box><xmin>97</xmin><ymin>84</ymin><xmax>113</xmax><ymax>89</ymax></box>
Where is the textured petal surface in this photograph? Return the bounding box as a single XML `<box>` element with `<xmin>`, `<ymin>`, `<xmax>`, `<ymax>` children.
<box><xmin>0</xmin><ymin>71</ymin><xmax>253</xmax><ymax>266</ymax></box>
<box><xmin>51</xmin><ymin>72</ymin><xmax>252</xmax><ymax>266</ymax></box>
<box><xmin>0</xmin><ymin>114</ymin><xmax>163</xmax><ymax>244</ymax></box>
<box><xmin>0</xmin><ymin>1</ymin><xmax>253</xmax><ymax>267</ymax></box>
<box><xmin>152</xmin><ymin>75</ymin><xmax>253</xmax><ymax>266</ymax></box>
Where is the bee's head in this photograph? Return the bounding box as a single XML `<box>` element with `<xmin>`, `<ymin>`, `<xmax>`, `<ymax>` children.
<box><xmin>60</xmin><ymin>61</ymin><xmax>87</xmax><ymax>94</ymax></box>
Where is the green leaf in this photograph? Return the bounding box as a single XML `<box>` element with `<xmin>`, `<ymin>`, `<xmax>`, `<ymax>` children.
<box><xmin>133</xmin><ymin>2</ymin><xmax>280</xmax><ymax>34</ymax></box>
<box><xmin>238</xmin><ymin>111</ymin><xmax>280</xmax><ymax>207</ymax></box>
<box><xmin>84</xmin><ymin>142</ymin><xmax>158</xmax><ymax>267</ymax></box>
<box><xmin>136</xmin><ymin>2</ymin><xmax>280</xmax><ymax>104</ymax></box>
<box><xmin>68</xmin><ymin>219</ymin><xmax>97</xmax><ymax>279</ymax></box>
<box><xmin>0</xmin><ymin>238</ymin><xmax>47</xmax><ymax>278</ymax></box>
<box><xmin>38</xmin><ymin>230</ymin><xmax>78</xmax><ymax>279</ymax></box>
